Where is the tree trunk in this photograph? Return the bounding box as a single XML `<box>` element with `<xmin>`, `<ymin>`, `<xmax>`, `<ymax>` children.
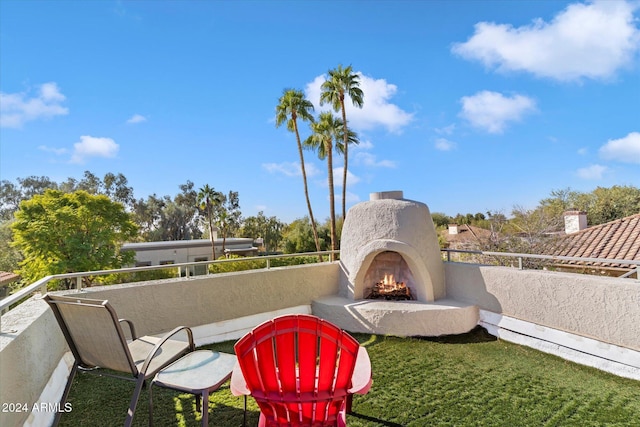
<box><xmin>293</xmin><ymin>118</ymin><xmax>323</xmax><ymax>262</ymax></box>
<box><xmin>208</xmin><ymin>214</ymin><xmax>216</xmax><ymax>260</ymax></box>
<box><xmin>327</xmin><ymin>139</ymin><xmax>337</xmax><ymax>261</ymax></box>
<box><xmin>340</xmin><ymin>100</ymin><xmax>349</xmax><ymax>221</ymax></box>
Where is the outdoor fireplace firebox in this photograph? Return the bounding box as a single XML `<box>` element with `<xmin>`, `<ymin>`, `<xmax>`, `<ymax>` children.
<box><xmin>312</xmin><ymin>190</ymin><xmax>479</xmax><ymax>337</ymax></box>
<box><xmin>364</xmin><ymin>251</ymin><xmax>415</xmax><ymax>301</ymax></box>
<box><xmin>338</xmin><ymin>191</ymin><xmax>445</xmax><ymax>302</ymax></box>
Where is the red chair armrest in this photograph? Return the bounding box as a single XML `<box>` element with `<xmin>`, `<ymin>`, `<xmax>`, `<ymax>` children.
<box><xmin>230</xmin><ymin>360</ymin><xmax>251</xmax><ymax>396</ymax></box>
<box><xmin>349</xmin><ymin>346</ymin><xmax>372</xmax><ymax>395</ymax></box>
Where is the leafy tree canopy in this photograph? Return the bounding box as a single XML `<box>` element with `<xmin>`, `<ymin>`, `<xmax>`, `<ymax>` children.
<box><xmin>11</xmin><ymin>190</ymin><xmax>138</xmax><ymax>286</ymax></box>
<box><xmin>240</xmin><ymin>212</ymin><xmax>285</xmax><ymax>253</ymax></box>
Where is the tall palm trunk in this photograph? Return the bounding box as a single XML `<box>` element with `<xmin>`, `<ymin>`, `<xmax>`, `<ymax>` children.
<box><xmin>207</xmin><ymin>207</ymin><xmax>216</xmax><ymax>260</ymax></box>
<box><xmin>293</xmin><ymin>117</ymin><xmax>322</xmax><ymax>257</ymax></box>
<box><xmin>340</xmin><ymin>97</ymin><xmax>349</xmax><ymax>221</ymax></box>
<box><xmin>326</xmin><ymin>137</ymin><xmax>337</xmax><ymax>261</ymax></box>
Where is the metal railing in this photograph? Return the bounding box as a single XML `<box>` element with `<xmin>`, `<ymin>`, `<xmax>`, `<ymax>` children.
<box><xmin>0</xmin><ymin>250</ymin><xmax>339</xmax><ymax>316</ymax></box>
<box><xmin>3</xmin><ymin>248</ymin><xmax>637</xmax><ymax>317</ymax></box>
<box><xmin>441</xmin><ymin>248</ymin><xmax>640</xmax><ymax>280</ymax></box>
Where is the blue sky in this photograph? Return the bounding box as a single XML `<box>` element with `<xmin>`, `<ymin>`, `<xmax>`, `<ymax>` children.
<box><xmin>1</xmin><ymin>0</ymin><xmax>639</xmax><ymax>223</ymax></box>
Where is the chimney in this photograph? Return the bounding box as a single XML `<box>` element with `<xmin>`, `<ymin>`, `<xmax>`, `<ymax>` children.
<box><xmin>564</xmin><ymin>210</ymin><xmax>587</xmax><ymax>234</ymax></box>
<box><xmin>448</xmin><ymin>224</ymin><xmax>459</xmax><ymax>235</ymax></box>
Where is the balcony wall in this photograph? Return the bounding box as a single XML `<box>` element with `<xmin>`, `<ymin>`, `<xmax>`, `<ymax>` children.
<box><xmin>445</xmin><ymin>262</ymin><xmax>640</xmax><ymax>352</ymax></box>
<box><xmin>0</xmin><ymin>263</ymin><xmax>341</xmax><ymax>427</ymax></box>
<box><xmin>2</xmin><ymin>261</ymin><xmax>639</xmax><ymax>426</ymax></box>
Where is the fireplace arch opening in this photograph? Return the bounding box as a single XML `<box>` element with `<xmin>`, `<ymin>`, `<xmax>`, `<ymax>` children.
<box><xmin>363</xmin><ymin>251</ymin><xmax>416</xmax><ymax>300</ymax></box>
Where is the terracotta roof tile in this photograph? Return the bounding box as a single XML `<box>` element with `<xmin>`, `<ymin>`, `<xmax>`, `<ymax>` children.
<box><xmin>548</xmin><ymin>213</ymin><xmax>640</xmax><ymax>269</ymax></box>
<box><xmin>0</xmin><ymin>271</ymin><xmax>20</xmax><ymax>286</ymax></box>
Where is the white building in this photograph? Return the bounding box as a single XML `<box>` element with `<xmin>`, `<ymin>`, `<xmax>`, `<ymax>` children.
<box><xmin>121</xmin><ymin>238</ymin><xmax>258</xmax><ymax>267</ymax></box>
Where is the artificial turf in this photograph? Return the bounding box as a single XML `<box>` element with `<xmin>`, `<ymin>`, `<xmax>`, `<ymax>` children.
<box><xmin>59</xmin><ymin>327</ymin><xmax>640</xmax><ymax>426</ymax></box>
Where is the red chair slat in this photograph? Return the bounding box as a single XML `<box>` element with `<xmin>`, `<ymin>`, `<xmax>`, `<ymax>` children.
<box><xmin>232</xmin><ymin>314</ymin><xmax>371</xmax><ymax>426</ymax></box>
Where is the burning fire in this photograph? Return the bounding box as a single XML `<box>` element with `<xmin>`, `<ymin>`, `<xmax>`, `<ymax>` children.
<box><xmin>381</xmin><ymin>274</ymin><xmax>395</xmax><ymax>285</ymax></box>
<box><xmin>365</xmin><ymin>274</ymin><xmax>413</xmax><ymax>300</ymax></box>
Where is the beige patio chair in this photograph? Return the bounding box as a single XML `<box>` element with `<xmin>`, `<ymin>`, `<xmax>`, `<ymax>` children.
<box><xmin>44</xmin><ymin>294</ymin><xmax>195</xmax><ymax>427</ymax></box>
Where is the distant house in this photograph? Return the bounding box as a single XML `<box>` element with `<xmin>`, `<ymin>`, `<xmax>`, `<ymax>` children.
<box><xmin>441</xmin><ymin>223</ymin><xmax>492</xmax><ymax>251</ymax></box>
<box><xmin>543</xmin><ymin>212</ymin><xmax>640</xmax><ymax>278</ymax></box>
<box><xmin>0</xmin><ymin>271</ymin><xmax>20</xmax><ymax>299</ymax></box>
<box><xmin>121</xmin><ymin>238</ymin><xmax>258</xmax><ymax>268</ymax></box>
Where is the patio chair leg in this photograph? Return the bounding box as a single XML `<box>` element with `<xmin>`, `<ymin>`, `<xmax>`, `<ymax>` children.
<box><xmin>52</xmin><ymin>362</ymin><xmax>78</xmax><ymax>427</ymax></box>
<box><xmin>195</xmin><ymin>393</ymin><xmax>201</xmax><ymax>413</ymax></box>
<box><xmin>200</xmin><ymin>391</ymin><xmax>209</xmax><ymax>426</ymax></box>
<box><xmin>124</xmin><ymin>377</ymin><xmax>146</xmax><ymax>427</ymax></box>
<box><xmin>346</xmin><ymin>394</ymin><xmax>353</xmax><ymax>413</ymax></box>
<box><xmin>149</xmin><ymin>381</ymin><xmax>155</xmax><ymax>427</ymax></box>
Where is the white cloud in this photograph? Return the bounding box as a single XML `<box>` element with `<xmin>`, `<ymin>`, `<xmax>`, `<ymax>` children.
<box><xmin>0</xmin><ymin>82</ymin><xmax>69</xmax><ymax>128</ymax></box>
<box><xmin>435</xmin><ymin>124</ymin><xmax>456</xmax><ymax>135</ymax></box>
<box><xmin>599</xmin><ymin>132</ymin><xmax>640</xmax><ymax>164</ymax></box>
<box><xmin>305</xmin><ymin>72</ymin><xmax>414</xmax><ymax>133</ymax></box>
<box><xmin>333</xmin><ymin>167</ymin><xmax>361</xmax><ymax>187</ymax></box>
<box><xmin>435</xmin><ymin>138</ymin><xmax>457</xmax><ymax>151</ymax></box>
<box><xmin>70</xmin><ymin>136</ymin><xmax>119</xmax><ymax>164</ymax></box>
<box><xmin>345</xmin><ymin>191</ymin><xmax>360</xmax><ymax>205</ymax></box>
<box><xmin>354</xmin><ymin>140</ymin><xmax>374</xmax><ymax>150</ymax></box>
<box><xmin>354</xmin><ymin>152</ymin><xmax>397</xmax><ymax>168</ymax></box>
<box><xmin>262</xmin><ymin>161</ymin><xmax>320</xmax><ymax>177</ymax></box>
<box><xmin>459</xmin><ymin>91</ymin><xmax>536</xmax><ymax>133</ymax></box>
<box><xmin>452</xmin><ymin>1</ymin><xmax>640</xmax><ymax>81</ymax></box>
<box><xmin>38</xmin><ymin>145</ymin><xmax>68</xmax><ymax>155</ymax></box>
<box><xmin>126</xmin><ymin>114</ymin><xmax>147</xmax><ymax>124</ymax></box>
<box><xmin>351</xmin><ymin>140</ymin><xmax>396</xmax><ymax>168</ymax></box>
<box><xmin>577</xmin><ymin>164</ymin><xmax>608</xmax><ymax>180</ymax></box>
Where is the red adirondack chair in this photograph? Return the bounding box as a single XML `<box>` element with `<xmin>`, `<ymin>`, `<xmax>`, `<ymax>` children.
<box><xmin>230</xmin><ymin>314</ymin><xmax>372</xmax><ymax>427</ymax></box>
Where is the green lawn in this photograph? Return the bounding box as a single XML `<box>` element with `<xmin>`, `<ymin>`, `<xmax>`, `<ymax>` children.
<box><xmin>60</xmin><ymin>327</ymin><xmax>640</xmax><ymax>426</ymax></box>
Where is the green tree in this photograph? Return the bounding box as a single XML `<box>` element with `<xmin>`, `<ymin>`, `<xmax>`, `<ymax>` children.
<box><xmin>0</xmin><ymin>220</ymin><xmax>22</xmax><ymax>273</ymax></box>
<box><xmin>587</xmin><ymin>186</ymin><xmax>640</xmax><ymax>225</ymax></box>
<box><xmin>216</xmin><ymin>190</ymin><xmax>242</xmax><ymax>255</ymax></box>
<box><xmin>197</xmin><ymin>184</ymin><xmax>223</xmax><ymax>260</ymax></box>
<box><xmin>275</xmin><ymin>89</ymin><xmax>322</xmax><ymax>254</ymax></box>
<box><xmin>320</xmin><ymin>64</ymin><xmax>364</xmax><ymax>220</ymax></box>
<box><xmin>282</xmin><ymin>217</ymin><xmax>330</xmax><ymax>254</ymax></box>
<box><xmin>431</xmin><ymin>212</ymin><xmax>452</xmax><ymax>228</ymax></box>
<box><xmin>240</xmin><ymin>212</ymin><xmax>285</xmax><ymax>253</ymax></box>
<box><xmin>305</xmin><ymin>112</ymin><xmax>357</xmax><ymax>257</ymax></box>
<box><xmin>11</xmin><ymin>190</ymin><xmax>138</xmax><ymax>288</ymax></box>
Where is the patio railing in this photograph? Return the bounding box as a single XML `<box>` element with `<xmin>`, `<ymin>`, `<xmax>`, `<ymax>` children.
<box><xmin>3</xmin><ymin>248</ymin><xmax>638</xmax><ymax>318</ymax></box>
<box><xmin>441</xmin><ymin>248</ymin><xmax>640</xmax><ymax>280</ymax></box>
<box><xmin>0</xmin><ymin>250</ymin><xmax>339</xmax><ymax>316</ymax></box>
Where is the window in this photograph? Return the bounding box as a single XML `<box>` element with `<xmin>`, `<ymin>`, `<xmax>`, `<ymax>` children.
<box><xmin>193</xmin><ymin>257</ymin><xmax>209</xmax><ymax>276</ymax></box>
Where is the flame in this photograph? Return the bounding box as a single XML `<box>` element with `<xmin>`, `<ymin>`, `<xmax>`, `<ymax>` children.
<box><xmin>382</xmin><ymin>274</ymin><xmax>395</xmax><ymax>285</ymax></box>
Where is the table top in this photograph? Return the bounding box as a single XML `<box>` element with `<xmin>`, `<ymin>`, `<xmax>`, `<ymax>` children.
<box><xmin>152</xmin><ymin>350</ymin><xmax>237</xmax><ymax>393</ymax></box>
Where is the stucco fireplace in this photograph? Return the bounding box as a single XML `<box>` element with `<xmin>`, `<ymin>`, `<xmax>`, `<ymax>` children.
<box><xmin>313</xmin><ymin>191</ymin><xmax>478</xmax><ymax>336</ymax></box>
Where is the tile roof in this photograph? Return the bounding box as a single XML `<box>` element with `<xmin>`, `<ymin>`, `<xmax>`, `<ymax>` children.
<box><xmin>441</xmin><ymin>225</ymin><xmax>492</xmax><ymax>250</ymax></box>
<box><xmin>0</xmin><ymin>271</ymin><xmax>20</xmax><ymax>286</ymax></box>
<box><xmin>548</xmin><ymin>213</ymin><xmax>640</xmax><ymax>270</ymax></box>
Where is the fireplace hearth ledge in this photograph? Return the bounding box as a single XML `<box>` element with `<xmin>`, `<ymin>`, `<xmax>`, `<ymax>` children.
<box><xmin>312</xmin><ymin>296</ymin><xmax>479</xmax><ymax>337</ymax></box>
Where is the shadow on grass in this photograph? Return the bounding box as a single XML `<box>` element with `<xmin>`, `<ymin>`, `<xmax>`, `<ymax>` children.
<box><xmin>151</xmin><ymin>396</ymin><xmax>259</xmax><ymax>427</ymax></box>
<box><xmin>355</xmin><ymin>325</ymin><xmax>496</xmax><ymax>349</ymax></box>
<box><xmin>349</xmin><ymin>411</ymin><xmax>404</xmax><ymax>426</ymax></box>
<box><xmin>415</xmin><ymin>325</ymin><xmax>496</xmax><ymax>344</ymax></box>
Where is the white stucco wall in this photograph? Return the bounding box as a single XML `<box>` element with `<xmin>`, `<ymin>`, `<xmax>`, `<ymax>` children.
<box><xmin>0</xmin><ymin>262</ymin><xmax>341</xmax><ymax>426</ymax></box>
<box><xmin>445</xmin><ymin>262</ymin><xmax>640</xmax><ymax>352</ymax></box>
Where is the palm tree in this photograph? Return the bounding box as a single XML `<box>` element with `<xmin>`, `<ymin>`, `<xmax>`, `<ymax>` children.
<box><xmin>275</xmin><ymin>89</ymin><xmax>322</xmax><ymax>255</ymax></box>
<box><xmin>320</xmin><ymin>65</ymin><xmax>364</xmax><ymax>220</ymax></box>
<box><xmin>197</xmin><ymin>184</ymin><xmax>222</xmax><ymax>260</ymax></box>
<box><xmin>305</xmin><ymin>113</ymin><xmax>358</xmax><ymax>258</ymax></box>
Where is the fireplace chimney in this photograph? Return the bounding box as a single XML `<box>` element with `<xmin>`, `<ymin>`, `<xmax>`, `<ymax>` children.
<box><xmin>564</xmin><ymin>210</ymin><xmax>587</xmax><ymax>234</ymax></box>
